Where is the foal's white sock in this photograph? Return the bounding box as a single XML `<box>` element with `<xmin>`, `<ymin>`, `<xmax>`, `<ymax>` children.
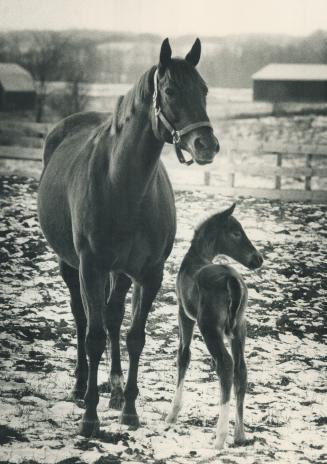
<box><xmin>166</xmin><ymin>379</ymin><xmax>185</xmax><ymax>423</ymax></box>
<box><xmin>215</xmin><ymin>402</ymin><xmax>230</xmax><ymax>449</ymax></box>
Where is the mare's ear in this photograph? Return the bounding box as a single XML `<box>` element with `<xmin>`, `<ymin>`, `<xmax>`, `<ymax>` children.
<box><xmin>159</xmin><ymin>38</ymin><xmax>172</xmax><ymax>72</ymax></box>
<box><xmin>185</xmin><ymin>38</ymin><xmax>201</xmax><ymax>66</ymax></box>
<box><xmin>220</xmin><ymin>203</ymin><xmax>236</xmax><ymax>218</ymax></box>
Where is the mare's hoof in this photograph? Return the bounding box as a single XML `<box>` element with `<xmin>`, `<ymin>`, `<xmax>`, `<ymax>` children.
<box><xmin>68</xmin><ymin>389</ymin><xmax>86</xmax><ymax>409</ymax></box>
<box><xmin>120</xmin><ymin>413</ymin><xmax>140</xmax><ymax>428</ymax></box>
<box><xmin>79</xmin><ymin>418</ymin><xmax>100</xmax><ymax>438</ymax></box>
<box><xmin>109</xmin><ymin>392</ymin><xmax>124</xmax><ymax>410</ymax></box>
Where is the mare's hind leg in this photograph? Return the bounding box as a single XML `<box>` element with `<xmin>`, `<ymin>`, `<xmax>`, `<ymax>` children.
<box><xmin>121</xmin><ymin>269</ymin><xmax>163</xmax><ymax>427</ymax></box>
<box><xmin>59</xmin><ymin>259</ymin><xmax>88</xmax><ymax>401</ymax></box>
<box><xmin>231</xmin><ymin>322</ymin><xmax>247</xmax><ymax>445</ymax></box>
<box><xmin>198</xmin><ymin>315</ymin><xmax>234</xmax><ymax>449</ymax></box>
<box><xmin>166</xmin><ymin>303</ymin><xmax>195</xmax><ymax>423</ymax></box>
<box><xmin>105</xmin><ymin>272</ymin><xmax>132</xmax><ymax>410</ymax></box>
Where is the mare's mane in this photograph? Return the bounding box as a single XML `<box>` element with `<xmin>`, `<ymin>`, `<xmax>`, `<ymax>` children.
<box><xmin>113</xmin><ymin>66</ymin><xmax>156</xmax><ymax>132</ymax></box>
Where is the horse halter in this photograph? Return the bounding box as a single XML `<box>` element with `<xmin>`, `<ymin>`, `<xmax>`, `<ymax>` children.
<box><xmin>152</xmin><ymin>69</ymin><xmax>213</xmax><ymax>166</ymax></box>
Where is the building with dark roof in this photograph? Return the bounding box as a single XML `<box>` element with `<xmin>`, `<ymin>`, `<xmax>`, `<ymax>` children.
<box><xmin>252</xmin><ymin>63</ymin><xmax>327</xmax><ymax>102</ymax></box>
<box><xmin>0</xmin><ymin>63</ymin><xmax>36</xmax><ymax>111</ymax></box>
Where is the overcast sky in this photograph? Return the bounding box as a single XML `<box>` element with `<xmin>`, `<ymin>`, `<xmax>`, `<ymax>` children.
<box><xmin>0</xmin><ymin>0</ymin><xmax>326</xmax><ymax>37</ymax></box>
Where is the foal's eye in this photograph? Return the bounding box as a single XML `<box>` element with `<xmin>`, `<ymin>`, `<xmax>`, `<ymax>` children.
<box><xmin>165</xmin><ymin>88</ymin><xmax>175</xmax><ymax>97</ymax></box>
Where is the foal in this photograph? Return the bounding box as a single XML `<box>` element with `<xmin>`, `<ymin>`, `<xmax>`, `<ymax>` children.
<box><xmin>166</xmin><ymin>203</ymin><xmax>263</xmax><ymax>449</ymax></box>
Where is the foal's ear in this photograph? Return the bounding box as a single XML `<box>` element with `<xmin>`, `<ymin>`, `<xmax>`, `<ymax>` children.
<box><xmin>221</xmin><ymin>203</ymin><xmax>236</xmax><ymax>218</ymax></box>
<box><xmin>185</xmin><ymin>38</ymin><xmax>201</xmax><ymax>67</ymax></box>
<box><xmin>159</xmin><ymin>38</ymin><xmax>172</xmax><ymax>71</ymax></box>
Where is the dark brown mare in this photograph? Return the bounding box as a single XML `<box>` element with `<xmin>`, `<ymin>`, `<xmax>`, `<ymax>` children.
<box><xmin>166</xmin><ymin>204</ymin><xmax>263</xmax><ymax>449</ymax></box>
<box><xmin>38</xmin><ymin>38</ymin><xmax>219</xmax><ymax>437</ymax></box>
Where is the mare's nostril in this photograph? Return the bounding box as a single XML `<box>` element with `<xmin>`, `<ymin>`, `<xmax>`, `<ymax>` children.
<box><xmin>194</xmin><ymin>137</ymin><xmax>206</xmax><ymax>152</ymax></box>
<box><xmin>215</xmin><ymin>140</ymin><xmax>220</xmax><ymax>154</ymax></box>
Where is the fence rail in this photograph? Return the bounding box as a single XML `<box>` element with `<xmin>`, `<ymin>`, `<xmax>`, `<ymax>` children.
<box><xmin>0</xmin><ymin>126</ymin><xmax>327</xmax><ymax>202</ymax></box>
<box><xmin>204</xmin><ymin>142</ymin><xmax>327</xmax><ymax>202</ymax></box>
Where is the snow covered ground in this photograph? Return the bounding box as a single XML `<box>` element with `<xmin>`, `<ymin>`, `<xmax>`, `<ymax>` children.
<box><xmin>0</xmin><ymin>175</ymin><xmax>326</xmax><ymax>464</ymax></box>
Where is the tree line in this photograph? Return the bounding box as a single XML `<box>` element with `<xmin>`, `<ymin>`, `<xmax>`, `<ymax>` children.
<box><xmin>0</xmin><ymin>29</ymin><xmax>326</xmax><ymax>120</ymax></box>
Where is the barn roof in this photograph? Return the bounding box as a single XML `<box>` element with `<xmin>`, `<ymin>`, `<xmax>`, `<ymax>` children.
<box><xmin>252</xmin><ymin>63</ymin><xmax>327</xmax><ymax>81</ymax></box>
<box><xmin>0</xmin><ymin>63</ymin><xmax>35</xmax><ymax>92</ymax></box>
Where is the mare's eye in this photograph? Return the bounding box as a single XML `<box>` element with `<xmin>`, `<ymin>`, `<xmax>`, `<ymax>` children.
<box><xmin>231</xmin><ymin>230</ymin><xmax>242</xmax><ymax>240</ymax></box>
<box><xmin>165</xmin><ymin>88</ymin><xmax>175</xmax><ymax>97</ymax></box>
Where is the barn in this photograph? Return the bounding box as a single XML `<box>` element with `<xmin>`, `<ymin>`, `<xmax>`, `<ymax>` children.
<box><xmin>0</xmin><ymin>63</ymin><xmax>36</xmax><ymax>111</ymax></box>
<box><xmin>252</xmin><ymin>63</ymin><xmax>327</xmax><ymax>102</ymax></box>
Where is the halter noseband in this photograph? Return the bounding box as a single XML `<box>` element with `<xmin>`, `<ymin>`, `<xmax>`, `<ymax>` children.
<box><xmin>152</xmin><ymin>69</ymin><xmax>212</xmax><ymax>166</ymax></box>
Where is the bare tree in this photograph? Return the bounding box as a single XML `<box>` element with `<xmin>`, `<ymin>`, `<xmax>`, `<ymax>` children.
<box><xmin>62</xmin><ymin>42</ymin><xmax>90</xmax><ymax>114</ymax></box>
<box><xmin>21</xmin><ymin>32</ymin><xmax>67</xmax><ymax>121</ymax></box>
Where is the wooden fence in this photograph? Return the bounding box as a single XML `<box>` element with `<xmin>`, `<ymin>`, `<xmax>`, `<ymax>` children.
<box><xmin>0</xmin><ymin>122</ymin><xmax>327</xmax><ymax>202</ymax></box>
<box><xmin>204</xmin><ymin>142</ymin><xmax>327</xmax><ymax>202</ymax></box>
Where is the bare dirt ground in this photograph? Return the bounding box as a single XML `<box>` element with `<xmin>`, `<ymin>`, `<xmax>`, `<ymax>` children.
<box><xmin>0</xmin><ymin>175</ymin><xmax>326</xmax><ymax>464</ymax></box>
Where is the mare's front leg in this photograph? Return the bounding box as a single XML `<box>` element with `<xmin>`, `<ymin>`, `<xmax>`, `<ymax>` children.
<box><xmin>79</xmin><ymin>251</ymin><xmax>107</xmax><ymax>437</ymax></box>
<box><xmin>198</xmin><ymin>315</ymin><xmax>234</xmax><ymax>449</ymax></box>
<box><xmin>166</xmin><ymin>303</ymin><xmax>195</xmax><ymax>423</ymax></box>
<box><xmin>231</xmin><ymin>322</ymin><xmax>247</xmax><ymax>445</ymax></box>
<box><xmin>120</xmin><ymin>269</ymin><xmax>163</xmax><ymax>427</ymax></box>
<box><xmin>105</xmin><ymin>272</ymin><xmax>132</xmax><ymax>410</ymax></box>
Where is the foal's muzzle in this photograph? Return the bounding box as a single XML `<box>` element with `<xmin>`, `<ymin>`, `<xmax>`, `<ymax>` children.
<box><xmin>248</xmin><ymin>252</ymin><xmax>264</xmax><ymax>270</ymax></box>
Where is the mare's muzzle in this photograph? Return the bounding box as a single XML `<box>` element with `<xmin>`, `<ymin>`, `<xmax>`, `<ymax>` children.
<box><xmin>185</xmin><ymin>127</ymin><xmax>219</xmax><ymax>165</ymax></box>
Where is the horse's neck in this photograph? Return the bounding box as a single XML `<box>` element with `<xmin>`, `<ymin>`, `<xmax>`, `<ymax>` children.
<box><xmin>188</xmin><ymin>233</ymin><xmax>219</xmax><ymax>264</ymax></box>
<box><xmin>182</xmin><ymin>244</ymin><xmax>213</xmax><ymax>275</ymax></box>
<box><xmin>109</xmin><ymin>103</ymin><xmax>164</xmax><ymax>201</ymax></box>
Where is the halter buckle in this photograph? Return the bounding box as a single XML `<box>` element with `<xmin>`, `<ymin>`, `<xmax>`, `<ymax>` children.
<box><xmin>172</xmin><ymin>131</ymin><xmax>181</xmax><ymax>145</ymax></box>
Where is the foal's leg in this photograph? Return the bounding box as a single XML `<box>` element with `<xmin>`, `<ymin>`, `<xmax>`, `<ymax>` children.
<box><xmin>105</xmin><ymin>272</ymin><xmax>132</xmax><ymax>410</ymax></box>
<box><xmin>59</xmin><ymin>259</ymin><xmax>88</xmax><ymax>401</ymax></box>
<box><xmin>166</xmin><ymin>303</ymin><xmax>195</xmax><ymax>423</ymax></box>
<box><xmin>79</xmin><ymin>252</ymin><xmax>107</xmax><ymax>437</ymax></box>
<box><xmin>231</xmin><ymin>322</ymin><xmax>247</xmax><ymax>445</ymax></box>
<box><xmin>120</xmin><ymin>270</ymin><xmax>163</xmax><ymax>427</ymax></box>
<box><xmin>198</xmin><ymin>316</ymin><xmax>234</xmax><ymax>449</ymax></box>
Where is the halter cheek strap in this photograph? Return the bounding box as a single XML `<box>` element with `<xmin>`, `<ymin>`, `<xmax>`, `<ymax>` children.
<box><xmin>152</xmin><ymin>69</ymin><xmax>212</xmax><ymax>166</ymax></box>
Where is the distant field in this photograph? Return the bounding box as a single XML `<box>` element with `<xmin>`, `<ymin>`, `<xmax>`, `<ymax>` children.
<box><xmin>46</xmin><ymin>82</ymin><xmax>327</xmax><ymax>120</ymax></box>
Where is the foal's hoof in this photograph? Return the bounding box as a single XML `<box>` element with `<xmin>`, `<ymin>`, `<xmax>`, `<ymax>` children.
<box><xmin>234</xmin><ymin>437</ymin><xmax>249</xmax><ymax>447</ymax></box>
<box><xmin>214</xmin><ymin>434</ymin><xmax>227</xmax><ymax>450</ymax></box>
<box><xmin>166</xmin><ymin>412</ymin><xmax>177</xmax><ymax>424</ymax></box>
<box><xmin>79</xmin><ymin>418</ymin><xmax>100</xmax><ymax>438</ymax></box>
<box><xmin>109</xmin><ymin>391</ymin><xmax>124</xmax><ymax>410</ymax></box>
<box><xmin>120</xmin><ymin>413</ymin><xmax>140</xmax><ymax>428</ymax></box>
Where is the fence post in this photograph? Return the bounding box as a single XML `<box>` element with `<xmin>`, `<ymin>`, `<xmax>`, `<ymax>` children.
<box><xmin>275</xmin><ymin>152</ymin><xmax>282</xmax><ymax>190</ymax></box>
<box><xmin>229</xmin><ymin>147</ymin><xmax>235</xmax><ymax>188</ymax></box>
<box><xmin>204</xmin><ymin>171</ymin><xmax>211</xmax><ymax>186</ymax></box>
<box><xmin>305</xmin><ymin>154</ymin><xmax>312</xmax><ymax>191</ymax></box>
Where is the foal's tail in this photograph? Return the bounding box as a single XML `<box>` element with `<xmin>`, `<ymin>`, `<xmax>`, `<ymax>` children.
<box><xmin>195</xmin><ymin>265</ymin><xmax>243</xmax><ymax>336</ymax></box>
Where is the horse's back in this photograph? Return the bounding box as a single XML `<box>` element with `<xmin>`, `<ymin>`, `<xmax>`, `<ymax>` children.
<box><xmin>195</xmin><ymin>264</ymin><xmax>247</xmax><ymax>328</ymax></box>
<box><xmin>42</xmin><ymin>111</ymin><xmax>111</xmax><ymax>172</ymax></box>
